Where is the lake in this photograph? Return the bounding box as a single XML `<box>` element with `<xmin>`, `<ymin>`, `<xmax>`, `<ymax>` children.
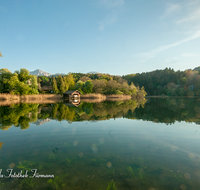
<box><xmin>0</xmin><ymin>98</ymin><xmax>200</xmax><ymax>190</ymax></box>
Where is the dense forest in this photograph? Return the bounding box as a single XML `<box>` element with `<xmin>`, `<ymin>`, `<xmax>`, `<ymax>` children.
<box><xmin>44</xmin><ymin>72</ymin><xmax>146</xmax><ymax>97</ymax></box>
<box><xmin>40</xmin><ymin>67</ymin><xmax>200</xmax><ymax>97</ymax></box>
<box><xmin>0</xmin><ymin>68</ymin><xmax>146</xmax><ymax>97</ymax></box>
<box><xmin>122</xmin><ymin>67</ymin><xmax>200</xmax><ymax>96</ymax></box>
<box><xmin>1</xmin><ymin>66</ymin><xmax>200</xmax><ymax>96</ymax></box>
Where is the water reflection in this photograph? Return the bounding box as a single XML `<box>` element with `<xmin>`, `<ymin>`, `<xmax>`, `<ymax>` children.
<box><xmin>0</xmin><ymin>99</ymin><xmax>147</xmax><ymax>129</ymax></box>
<box><xmin>0</xmin><ymin>99</ymin><xmax>200</xmax><ymax>189</ymax></box>
<box><xmin>1</xmin><ymin>98</ymin><xmax>200</xmax><ymax>130</ymax></box>
<box><xmin>0</xmin><ymin>142</ymin><xmax>4</xmax><ymax>149</ymax></box>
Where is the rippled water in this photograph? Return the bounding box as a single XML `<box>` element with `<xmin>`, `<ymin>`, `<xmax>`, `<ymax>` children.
<box><xmin>0</xmin><ymin>98</ymin><xmax>200</xmax><ymax>189</ymax></box>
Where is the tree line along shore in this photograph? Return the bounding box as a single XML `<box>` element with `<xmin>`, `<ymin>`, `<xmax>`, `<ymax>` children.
<box><xmin>1</xmin><ymin>67</ymin><xmax>200</xmax><ymax>99</ymax></box>
<box><xmin>0</xmin><ymin>68</ymin><xmax>146</xmax><ymax>100</ymax></box>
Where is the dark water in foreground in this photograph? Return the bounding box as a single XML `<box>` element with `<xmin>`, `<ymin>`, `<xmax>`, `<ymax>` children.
<box><xmin>0</xmin><ymin>98</ymin><xmax>200</xmax><ymax>190</ymax></box>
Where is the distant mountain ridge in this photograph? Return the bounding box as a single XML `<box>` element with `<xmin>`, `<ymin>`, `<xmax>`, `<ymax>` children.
<box><xmin>51</xmin><ymin>73</ymin><xmax>66</xmax><ymax>77</ymax></box>
<box><xmin>30</xmin><ymin>66</ymin><xmax>200</xmax><ymax>77</ymax></box>
<box><xmin>193</xmin><ymin>66</ymin><xmax>200</xmax><ymax>72</ymax></box>
<box><xmin>30</xmin><ymin>69</ymin><xmax>66</xmax><ymax>76</ymax></box>
<box><xmin>30</xmin><ymin>69</ymin><xmax>51</xmax><ymax>76</ymax></box>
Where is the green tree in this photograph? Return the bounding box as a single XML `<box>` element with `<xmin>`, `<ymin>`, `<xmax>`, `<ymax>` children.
<box><xmin>75</xmin><ymin>81</ymin><xmax>84</xmax><ymax>93</ymax></box>
<box><xmin>0</xmin><ymin>68</ymin><xmax>11</xmax><ymax>73</ymax></box>
<box><xmin>57</xmin><ymin>75</ymin><xmax>65</xmax><ymax>94</ymax></box>
<box><xmin>92</xmin><ymin>79</ymin><xmax>106</xmax><ymax>93</ymax></box>
<box><xmin>63</xmin><ymin>76</ymin><xmax>69</xmax><ymax>92</ymax></box>
<box><xmin>105</xmin><ymin>80</ymin><xmax>119</xmax><ymax>94</ymax></box>
<box><xmin>38</xmin><ymin>76</ymin><xmax>50</xmax><ymax>86</ymax></box>
<box><xmin>83</xmin><ymin>80</ymin><xmax>93</xmax><ymax>94</ymax></box>
<box><xmin>8</xmin><ymin>73</ymin><xmax>20</xmax><ymax>94</ymax></box>
<box><xmin>66</xmin><ymin>73</ymin><xmax>75</xmax><ymax>90</ymax></box>
<box><xmin>0</xmin><ymin>68</ymin><xmax>12</xmax><ymax>93</ymax></box>
<box><xmin>29</xmin><ymin>75</ymin><xmax>39</xmax><ymax>94</ymax></box>
<box><xmin>0</xmin><ymin>68</ymin><xmax>39</xmax><ymax>95</ymax></box>
<box><xmin>181</xmin><ymin>77</ymin><xmax>188</xmax><ymax>85</ymax></box>
<box><xmin>16</xmin><ymin>82</ymin><xmax>31</xmax><ymax>95</ymax></box>
<box><xmin>52</xmin><ymin>77</ymin><xmax>59</xmax><ymax>94</ymax></box>
<box><xmin>79</xmin><ymin>76</ymin><xmax>91</xmax><ymax>82</ymax></box>
<box><xmin>16</xmin><ymin>68</ymin><xmax>30</xmax><ymax>82</ymax></box>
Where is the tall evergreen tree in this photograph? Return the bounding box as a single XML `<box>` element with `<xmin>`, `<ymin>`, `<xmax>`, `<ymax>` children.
<box><xmin>52</xmin><ymin>77</ymin><xmax>58</xmax><ymax>94</ymax></box>
<box><xmin>63</xmin><ymin>76</ymin><xmax>69</xmax><ymax>92</ymax></box>
<box><xmin>83</xmin><ymin>80</ymin><xmax>93</xmax><ymax>94</ymax></box>
<box><xmin>57</xmin><ymin>75</ymin><xmax>65</xmax><ymax>94</ymax></box>
<box><xmin>64</xmin><ymin>74</ymin><xmax>75</xmax><ymax>90</ymax></box>
<box><xmin>59</xmin><ymin>77</ymin><xmax>65</xmax><ymax>94</ymax></box>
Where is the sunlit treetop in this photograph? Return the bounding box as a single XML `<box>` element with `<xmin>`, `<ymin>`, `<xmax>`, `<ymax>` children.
<box><xmin>0</xmin><ymin>68</ymin><xmax>12</xmax><ymax>74</ymax></box>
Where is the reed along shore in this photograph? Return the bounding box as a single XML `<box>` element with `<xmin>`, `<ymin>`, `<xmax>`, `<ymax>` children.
<box><xmin>0</xmin><ymin>93</ymin><xmax>62</xmax><ymax>106</ymax></box>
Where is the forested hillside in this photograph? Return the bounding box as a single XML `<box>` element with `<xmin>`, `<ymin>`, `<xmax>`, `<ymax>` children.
<box><xmin>0</xmin><ymin>68</ymin><xmax>146</xmax><ymax>97</ymax></box>
<box><xmin>1</xmin><ymin>66</ymin><xmax>199</xmax><ymax>97</ymax></box>
<box><xmin>122</xmin><ymin>68</ymin><xmax>200</xmax><ymax>96</ymax></box>
<box><xmin>49</xmin><ymin>72</ymin><xmax>146</xmax><ymax>97</ymax></box>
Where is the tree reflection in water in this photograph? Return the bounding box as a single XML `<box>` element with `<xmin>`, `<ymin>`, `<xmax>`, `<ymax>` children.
<box><xmin>1</xmin><ymin>98</ymin><xmax>200</xmax><ymax>130</ymax></box>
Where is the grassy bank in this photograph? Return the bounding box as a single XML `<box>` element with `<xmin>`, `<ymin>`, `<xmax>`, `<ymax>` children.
<box><xmin>106</xmin><ymin>94</ymin><xmax>132</xmax><ymax>100</ymax></box>
<box><xmin>81</xmin><ymin>94</ymin><xmax>133</xmax><ymax>101</ymax></box>
<box><xmin>0</xmin><ymin>94</ymin><xmax>62</xmax><ymax>106</ymax></box>
<box><xmin>80</xmin><ymin>93</ymin><xmax>106</xmax><ymax>100</ymax></box>
<box><xmin>0</xmin><ymin>93</ymin><xmax>143</xmax><ymax>106</ymax></box>
<box><xmin>81</xmin><ymin>93</ymin><xmax>133</xmax><ymax>99</ymax></box>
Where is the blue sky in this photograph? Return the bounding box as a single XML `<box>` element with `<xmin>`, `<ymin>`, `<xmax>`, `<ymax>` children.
<box><xmin>0</xmin><ymin>0</ymin><xmax>200</xmax><ymax>75</ymax></box>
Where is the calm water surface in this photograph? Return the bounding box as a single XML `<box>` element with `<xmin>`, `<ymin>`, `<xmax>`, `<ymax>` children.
<box><xmin>0</xmin><ymin>98</ymin><xmax>200</xmax><ymax>190</ymax></box>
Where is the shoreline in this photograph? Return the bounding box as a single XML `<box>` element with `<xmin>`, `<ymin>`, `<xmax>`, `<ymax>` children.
<box><xmin>0</xmin><ymin>93</ymin><xmax>144</xmax><ymax>105</ymax></box>
<box><xmin>1</xmin><ymin>93</ymin><xmax>199</xmax><ymax>104</ymax></box>
<box><xmin>80</xmin><ymin>94</ymin><xmax>134</xmax><ymax>102</ymax></box>
<box><xmin>145</xmin><ymin>95</ymin><xmax>200</xmax><ymax>98</ymax></box>
<box><xmin>80</xmin><ymin>94</ymin><xmax>133</xmax><ymax>100</ymax></box>
<box><xmin>0</xmin><ymin>94</ymin><xmax>63</xmax><ymax>106</ymax></box>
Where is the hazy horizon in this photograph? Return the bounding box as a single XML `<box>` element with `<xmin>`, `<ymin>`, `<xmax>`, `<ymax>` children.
<box><xmin>2</xmin><ymin>66</ymin><xmax>198</xmax><ymax>77</ymax></box>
